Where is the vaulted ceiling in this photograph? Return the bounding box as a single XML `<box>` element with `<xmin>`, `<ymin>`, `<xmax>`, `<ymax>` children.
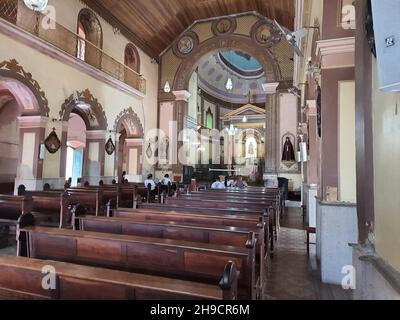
<box><xmin>82</xmin><ymin>0</ymin><xmax>295</xmax><ymax>60</ymax></box>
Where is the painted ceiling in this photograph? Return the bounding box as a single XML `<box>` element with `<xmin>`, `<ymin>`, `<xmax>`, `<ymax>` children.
<box><xmin>197</xmin><ymin>50</ymin><xmax>269</xmax><ymax>105</ymax></box>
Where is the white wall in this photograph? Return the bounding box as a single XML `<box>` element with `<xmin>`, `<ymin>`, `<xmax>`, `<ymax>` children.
<box><xmin>372</xmin><ymin>58</ymin><xmax>400</xmax><ymax>272</ymax></box>
<box><xmin>338</xmin><ymin>81</ymin><xmax>356</xmax><ymax>203</ymax></box>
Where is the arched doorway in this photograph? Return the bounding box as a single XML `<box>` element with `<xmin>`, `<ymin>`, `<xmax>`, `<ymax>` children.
<box><xmin>0</xmin><ymin>59</ymin><xmax>49</xmax><ymax>193</ymax></box>
<box><xmin>60</xmin><ymin>89</ymin><xmax>108</xmax><ymax>185</ymax></box>
<box><xmin>77</xmin><ymin>8</ymin><xmax>103</xmax><ymax>67</ymax></box>
<box><xmin>65</xmin><ymin>114</ymin><xmax>86</xmax><ymax>186</ymax></box>
<box><xmin>114</xmin><ymin>107</ymin><xmax>144</xmax><ymax>183</ymax></box>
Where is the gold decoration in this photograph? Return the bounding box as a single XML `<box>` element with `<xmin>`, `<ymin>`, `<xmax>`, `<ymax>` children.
<box><xmin>0</xmin><ymin>59</ymin><xmax>49</xmax><ymax>116</ymax></box>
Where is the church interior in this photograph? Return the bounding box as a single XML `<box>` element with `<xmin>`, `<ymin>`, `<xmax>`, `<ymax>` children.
<box><xmin>0</xmin><ymin>0</ymin><xmax>399</xmax><ymax>301</ymax></box>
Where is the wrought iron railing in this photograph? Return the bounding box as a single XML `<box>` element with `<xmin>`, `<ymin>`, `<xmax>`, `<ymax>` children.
<box><xmin>0</xmin><ymin>0</ymin><xmax>146</xmax><ymax>94</ymax></box>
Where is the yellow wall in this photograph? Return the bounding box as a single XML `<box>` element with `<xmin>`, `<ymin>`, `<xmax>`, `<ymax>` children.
<box><xmin>338</xmin><ymin>81</ymin><xmax>356</xmax><ymax>203</ymax></box>
<box><xmin>0</xmin><ymin>0</ymin><xmax>159</xmax><ymax>179</ymax></box>
<box><xmin>372</xmin><ymin>59</ymin><xmax>400</xmax><ymax>272</ymax></box>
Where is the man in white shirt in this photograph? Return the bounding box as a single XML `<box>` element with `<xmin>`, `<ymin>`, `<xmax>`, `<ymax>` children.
<box><xmin>211</xmin><ymin>177</ymin><xmax>226</xmax><ymax>189</ymax></box>
<box><xmin>144</xmin><ymin>174</ymin><xmax>156</xmax><ymax>191</ymax></box>
<box><xmin>161</xmin><ymin>174</ymin><xmax>172</xmax><ymax>186</ymax></box>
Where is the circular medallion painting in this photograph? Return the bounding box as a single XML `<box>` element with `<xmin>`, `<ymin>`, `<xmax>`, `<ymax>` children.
<box><xmin>173</xmin><ymin>32</ymin><xmax>199</xmax><ymax>58</ymax></box>
<box><xmin>178</xmin><ymin>36</ymin><xmax>194</xmax><ymax>55</ymax></box>
<box><xmin>212</xmin><ymin>17</ymin><xmax>237</xmax><ymax>36</ymax></box>
<box><xmin>251</xmin><ymin>21</ymin><xmax>281</xmax><ymax>47</ymax></box>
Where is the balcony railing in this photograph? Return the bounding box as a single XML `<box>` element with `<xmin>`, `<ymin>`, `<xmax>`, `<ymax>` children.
<box><xmin>0</xmin><ymin>0</ymin><xmax>146</xmax><ymax>94</ymax></box>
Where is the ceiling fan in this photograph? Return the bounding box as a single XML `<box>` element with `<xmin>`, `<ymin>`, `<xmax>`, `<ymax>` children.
<box><xmin>273</xmin><ymin>20</ymin><xmax>308</xmax><ymax>57</ymax></box>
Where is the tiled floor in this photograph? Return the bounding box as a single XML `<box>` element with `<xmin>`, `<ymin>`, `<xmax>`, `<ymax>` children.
<box><xmin>264</xmin><ymin>207</ymin><xmax>352</xmax><ymax>300</ymax></box>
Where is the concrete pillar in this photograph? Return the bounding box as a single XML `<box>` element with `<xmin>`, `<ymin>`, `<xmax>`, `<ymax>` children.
<box><xmin>83</xmin><ymin>130</ymin><xmax>106</xmax><ymax>185</ymax></box>
<box><xmin>15</xmin><ymin>116</ymin><xmax>48</xmax><ymax>193</ymax></box>
<box><xmin>262</xmin><ymin>82</ymin><xmax>279</xmax><ymax>186</ymax></box>
<box><xmin>125</xmin><ymin>138</ymin><xmax>144</xmax><ymax>182</ymax></box>
<box><xmin>172</xmin><ymin>90</ymin><xmax>191</xmax><ymax>179</ymax></box>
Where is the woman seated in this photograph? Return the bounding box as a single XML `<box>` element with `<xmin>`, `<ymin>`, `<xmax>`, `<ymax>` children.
<box><xmin>233</xmin><ymin>176</ymin><xmax>248</xmax><ymax>189</ymax></box>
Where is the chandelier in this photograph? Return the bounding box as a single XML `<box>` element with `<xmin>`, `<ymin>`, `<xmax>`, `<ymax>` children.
<box><xmin>23</xmin><ymin>0</ymin><xmax>48</xmax><ymax>11</ymax></box>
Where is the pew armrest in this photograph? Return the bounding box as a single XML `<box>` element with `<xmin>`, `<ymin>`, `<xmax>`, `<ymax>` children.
<box><xmin>219</xmin><ymin>261</ymin><xmax>239</xmax><ymax>300</ymax></box>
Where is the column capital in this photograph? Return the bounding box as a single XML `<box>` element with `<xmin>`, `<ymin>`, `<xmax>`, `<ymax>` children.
<box><xmin>17</xmin><ymin>116</ymin><xmax>49</xmax><ymax>129</ymax></box>
<box><xmin>173</xmin><ymin>90</ymin><xmax>191</xmax><ymax>102</ymax></box>
<box><xmin>86</xmin><ymin>130</ymin><xmax>107</xmax><ymax>140</ymax></box>
<box><xmin>262</xmin><ymin>82</ymin><xmax>280</xmax><ymax>95</ymax></box>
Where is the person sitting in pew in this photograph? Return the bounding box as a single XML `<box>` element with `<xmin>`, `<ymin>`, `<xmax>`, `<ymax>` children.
<box><xmin>211</xmin><ymin>177</ymin><xmax>226</xmax><ymax>189</ymax></box>
<box><xmin>161</xmin><ymin>174</ymin><xmax>171</xmax><ymax>186</ymax></box>
<box><xmin>144</xmin><ymin>174</ymin><xmax>158</xmax><ymax>199</ymax></box>
<box><xmin>234</xmin><ymin>176</ymin><xmax>248</xmax><ymax>189</ymax></box>
<box><xmin>225</xmin><ymin>176</ymin><xmax>235</xmax><ymax>188</ymax></box>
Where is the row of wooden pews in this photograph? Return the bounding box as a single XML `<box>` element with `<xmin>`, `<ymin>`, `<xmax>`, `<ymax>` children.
<box><xmin>0</xmin><ymin>183</ymin><xmax>279</xmax><ymax>300</ymax></box>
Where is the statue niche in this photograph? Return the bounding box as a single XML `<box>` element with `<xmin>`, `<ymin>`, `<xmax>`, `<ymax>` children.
<box><xmin>281</xmin><ymin>134</ymin><xmax>296</xmax><ymax>168</ymax></box>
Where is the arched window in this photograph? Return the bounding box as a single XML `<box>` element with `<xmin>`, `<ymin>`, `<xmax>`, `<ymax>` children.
<box><xmin>206</xmin><ymin>108</ymin><xmax>213</xmax><ymax>129</ymax></box>
<box><xmin>77</xmin><ymin>21</ymin><xmax>87</xmax><ymax>61</ymax></box>
<box><xmin>77</xmin><ymin>9</ymin><xmax>103</xmax><ymax>66</ymax></box>
<box><xmin>124</xmin><ymin>43</ymin><xmax>140</xmax><ymax>73</ymax></box>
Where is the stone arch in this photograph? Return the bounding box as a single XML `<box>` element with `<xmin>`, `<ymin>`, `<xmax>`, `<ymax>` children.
<box><xmin>173</xmin><ymin>34</ymin><xmax>281</xmax><ymax>91</ymax></box>
<box><xmin>60</xmin><ymin>89</ymin><xmax>107</xmax><ymax>131</ymax></box>
<box><xmin>0</xmin><ymin>59</ymin><xmax>49</xmax><ymax>117</ymax></box>
<box><xmin>114</xmin><ymin>107</ymin><xmax>144</xmax><ymax>138</ymax></box>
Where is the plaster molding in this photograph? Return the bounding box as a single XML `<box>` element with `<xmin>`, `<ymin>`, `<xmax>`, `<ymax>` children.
<box><xmin>125</xmin><ymin>138</ymin><xmax>144</xmax><ymax>147</ymax></box>
<box><xmin>173</xmin><ymin>90</ymin><xmax>192</xmax><ymax>102</ymax></box>
<box><xmin>86</xmin><ymin>130</ymin><xmax>107</xmax><ymax>140</ymax></box>
<box><xmin>17</xmin><ymin>116</ymin><xmax>49</xmax><ymax>129</ymax></box>
<box><xmin>316</xmin><ymin>37</ymin><xmax>355</xmax><ymax>69</ymax></box>
<box><xmin>262</xmin><ymin>82</ymin><xmax>280</xmax><ymax>94</ymax></box>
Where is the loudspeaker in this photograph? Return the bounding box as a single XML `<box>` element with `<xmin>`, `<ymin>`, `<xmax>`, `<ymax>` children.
<box><xmin>371</xmin><ymin>0</ymin><xmax>400</xmax><ymax>91</ymax></box>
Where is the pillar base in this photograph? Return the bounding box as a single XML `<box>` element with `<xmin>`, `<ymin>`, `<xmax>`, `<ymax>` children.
<box><xmin>263</xmin><ymin>173</ymin><xmax>278</xmax><ymax>188</ymax></box>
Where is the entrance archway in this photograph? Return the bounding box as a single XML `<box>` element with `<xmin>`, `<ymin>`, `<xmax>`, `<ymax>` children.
<box><xmin>114</xmin><ymin>107</ymin><xmax>144</xmax><ymax>182</ymax></box>
<box><xmin>60</xmin><ymin>89</ymin><xmax>108</xmax><ymax>184</ymax></box>
<box><xmin>0</xmin><ymin>59</ymin><xmax>49</xmax><ymax>193</ymax></box>
<box><xmin>65</xmin><ymin>114</ymin><xmax>86</xmax><ymax>186</ymax></box>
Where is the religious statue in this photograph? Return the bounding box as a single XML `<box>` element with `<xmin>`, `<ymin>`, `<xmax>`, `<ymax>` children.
<box><xmin>282</xmin><ymin>137</ymin><xmax>295</xmax><ymax>162</ymax></box>
<box><xmin>248</xmin><ymin>142</ymin><xmax>255</xmax><ymax>157</ymax></box>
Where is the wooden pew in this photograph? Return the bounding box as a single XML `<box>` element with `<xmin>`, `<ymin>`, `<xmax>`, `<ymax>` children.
<box><xmin>18</xmin><ymin>215</ymin><xmax>257</xmax><ymax>300</ymax></box>
<box><xmin>0</xmin><ymin>195</ymin><xmax>32</xmax><ymax>225</ymax></box>
<box><xmin>21</xmin><ymin>191</ymin><xmax>69</xmax><ymax>228</ymax></box>
<box><xmin>65</xmin><ymin>188</ymin><xmax>103</xmax><ymax>216</ymax></box>
<box><xmin>69</xmin><ymin>186</ymin><xmax>118</xmax><ymax>217</ymax></box>
<box><xmin>111</xmin><ymin>207</ymin><xmax>271</xmax><ymax>261</ymax></box>
<box><xmin>136</xmin><ymin>203</ymin><xmax>275</xmax><ymax>252</ymax></box>
<box><xmin>76</xmin><ymin>214</ymin><xmax>266</xmax><ymax>297</ymax></box>
<box><xmin>0</xmin><ymin>256</ymin><xmax>238</xmax><ymax>300</ymax></box>
<box><xmin>178</xmin><ymin>192</ymin><xmax>281</xmax><ymax>240</ymax></box>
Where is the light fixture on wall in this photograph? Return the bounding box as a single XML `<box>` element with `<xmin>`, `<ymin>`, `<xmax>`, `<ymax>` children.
<box><xmin>163</xmin><ymin>81</ymin><xmax>171</xmax><ymax>93</ymax></box>
<box><xmin>242</xmin><ymin>116</ymin><xmax>248</xmax><ymax>123</ymax></box>
<box><xmin>225</xmin><ymin>77</ymin><xmax>233</xmax><ymax>91</ymax></box>
<box><xmin>23</xmin><ymin>0</ymin><xmax>48</xmax><ymax>11</ymax></box>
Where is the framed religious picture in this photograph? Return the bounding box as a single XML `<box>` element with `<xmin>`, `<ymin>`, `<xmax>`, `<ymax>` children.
<box><xmin>105</xmin><ymin>136</ymin><xmax>116</xmax><ymax>155</ymax></box>
<box><xmin>44</xmin><ymin>128</ymin><xmax>61</xmax><ymax>154</ymax></box>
